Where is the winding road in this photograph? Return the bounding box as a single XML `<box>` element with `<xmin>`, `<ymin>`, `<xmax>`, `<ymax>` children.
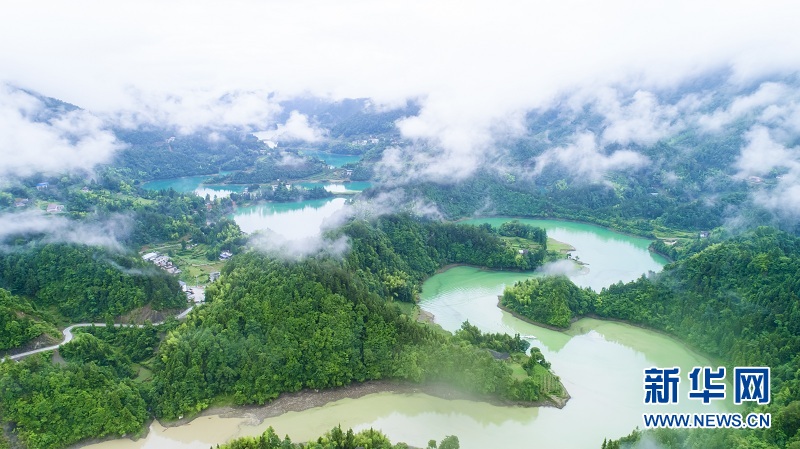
<box><xmin>4</xmin><ymin>304</ymin><xmax>196</xmax><ymax>362</ymax></box>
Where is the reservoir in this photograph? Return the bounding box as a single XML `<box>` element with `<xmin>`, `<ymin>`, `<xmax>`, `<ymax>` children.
<box><xmin>230</xmin><ymin>182</ymin><xmax>370</xmax><ymax>237</ymax></box>
<box><xmin>141</xmin><ymin>175</ymin><xmax>244</xmax><ymax>199</ymax></box>
<box><xmin>85</xmin><ymin>218</ymin><xmax>722</xmax><ymax>449</ymax></box>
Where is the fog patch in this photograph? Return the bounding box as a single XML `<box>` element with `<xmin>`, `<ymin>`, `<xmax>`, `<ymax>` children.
<box><xmin>699</xmin><ymin>82</ymin><xmax>789</xmax><ymax>132</ymax></box>
<box><xmin>248</xmin><ymin>230</ymin><xmax>349</xmax><ymax>261</ymax></box>
<box><xmin>0</xmin><ymin>210</ymin><xmax>132</xmax><ymax>251</ymax></box>
<box><xmin>533</xmin><ymin>132</ymin><xmax>649</xmax><ymax>182</ymax></box>
<box><xmin>112</xmin><ymin>88</ymin><xmax>281</xmax><ymax>135</ymax></box>
<box><xmin>254</xmin><ymin>111</ymin><xmax>326</xmax><ymax>143</ymax></box>
<box><xmin>587</xmin><ymin>87</ymin><xmax>693</xmax><ymax>146</ymax></box>
<box><xmin>536</xmin><ymin>259</ymin><xmax>582</xmax><ymax>277</ymax></box>
<box><xmin>0</xmin><ymin>85</ymin><xmax>123</xmax><ymax>178</ymax></box>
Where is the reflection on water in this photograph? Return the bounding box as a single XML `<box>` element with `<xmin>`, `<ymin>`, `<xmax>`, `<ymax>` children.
<box><xmin>461</xmin><ymin>218</ymin><xmax>668</xmax><ymax>290</ymax></box>
<box><xmin>295</xmin><ymin>181</ymin><xmax>372</xmax><ymax>193</ymax></box>
<box><xmin>141</xmin><ymin>175</ymin><xmax>244</xmax><ymax>199</ymax></box>
<box><xmin>233</xmin><ymin>198</ymin><xmax>348</xmax><ymax>237</ymax></box>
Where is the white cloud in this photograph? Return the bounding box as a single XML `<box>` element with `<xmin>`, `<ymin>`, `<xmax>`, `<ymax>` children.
<box><xmin>534</xmin><ymin>132</ymin><xmax>649</xmax><ymax>182</ymax></box>
<box><xmin>112</xmin><ymin>89</ymin><xmax>281</xmax><ymax>134</ymax></box>
<box><xmin>698</xmin><ymin>82</ymin><xmax>789</xmax><ymax>132</ymax></box>
<box><xmin>536</xmin><ymin>260</ymin><xmax>583</xmax><ymax>277</ymax></box>
<box><xmin>734</xmin><ymin>126</ymin><xmax>799</xmax><ymax>178</ymax></box>
<box><xmin>733</xmin><ymin>126</ymin><xmax>800</xmax><ymax>219</ymax></box>
<box><xmin>0</xmin><ymin>210</ymin><xmax>132</xmax><ymax>251</ymax></box>
<box><xmin>589</xmin><ymin>88</ymin><xmax>693</xmax><ymax>146</ymax></box>
<box><xmin>254</xmin><ymin>111</ymin><xmax>326</xmax><ymax>143</ymax></box>
<box><xmin>248</xmin><ymin>231</ymin><xmax>349</xmax><ymax>260</ymax></box>
<box><xmin>0</xmin><ymin>85</ymin><xmax>122</xmax><ymax>178</ymax></box>
<box><xmin>1</xmin><ymin>1</ymin><xmax>799</xmax><ymax>184</ymax></box>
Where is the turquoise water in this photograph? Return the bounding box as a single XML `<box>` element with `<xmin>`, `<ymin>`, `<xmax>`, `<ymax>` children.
<box><xmin>141</xmin><ymin>175</ymin><xmax>245</xmax><ymax>199</ymax></box>
<box><xmin>232</xmin><ymin>198</ymin><xmax>348</xmax><ymax>237</ymax></box>
<box><xmin>295</xmin><ymin>181</ymin><xmax>372</xmax><ymax>193</ymax></box>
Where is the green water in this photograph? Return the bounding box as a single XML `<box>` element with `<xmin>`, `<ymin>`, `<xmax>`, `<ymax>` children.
<box><xmin>295</xmin><ymin>181</ymin><xmax>372</xmax><ymax>193</ymax></box>
<box><xmin>141</xmin><ymin>175</ymin><xmax>245</xmax><ymax>199</ymax></box>
<box><xmin>461</xmin><ymin>217</ymin><xmax>669</xmax><ymax>291</ymax></box>
<box><xmin>233</xmin><ymin>198</ymin><xmax>348</xmax><ymax>237</ymax></box>
<box><xmin>85</xmin><ymin>218</ymin><xmax>728</xmax><ymax>449</ymax></box>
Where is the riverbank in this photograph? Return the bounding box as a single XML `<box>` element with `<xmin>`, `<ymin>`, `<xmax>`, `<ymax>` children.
<box><xmin>452</xmin><ymin>214</ymin><xmax>687</xmax><ymax>241</ymax></box>
<box><xmin>162</xmin><ymin>378</ymin><xmax>566</xmax><ymax>431</ymax></box>
<box><xmin>497</xmin><ymin>296</ymin><xmax>718</xmax><ymax>367</ymax></box>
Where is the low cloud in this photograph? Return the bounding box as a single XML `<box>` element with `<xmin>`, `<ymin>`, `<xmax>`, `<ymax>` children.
<box><xmin>248</xmin><ymin>231</ymin><xmax>349</xmax><ymax>261</ymax></box>
<box><xmin>533</xmin><ymin>132</ymin><xmax>649</xmax><ymax>182</ymax></box>
<box><xmin>588</xmin><ymin>87</ymin><xmax>697</xmax><ymax>146</ymax></box>
<box><xmin>112</xmin><ymin>88</ymin><xmax>281</xmax><ymax>135</ymax></box>
<box><xmin>0</xmin><ymin>210</ymin><xmax>132</xmax><ymax>251</ymax></box>
<box><xmin>254</xmin><ymin>111</ymin><xmax>326</xmax><ymax>143</ymax></box>
<box><xmin>373</xmin><ymin>99</ymin><xmax>527</xmax><ymax>185</ymax></box>
<box><xmin>275</xmin><ymin>151</ymin><xmax>311</xmax><ymax>167</ymax></box>
<box><xmin>0</xmin><ymin>85</ymin><xmax>123</xmax><ymax>178</ymax></box>
<box><xmin>698</xmin><ymin>82</ymin><xmax>789</xmax><ymax>133</ymax></box>
<box><xmin>342</xmin><ymin>189</ymin><xmax>443</xmax><ymax>222</ymax></box>
<box><xmin>536</xmin><ymin>260</ymin><xmax>583</xmax><ymax>277</ymax></box>
<box><xmin>734</xmin><ymin>126</ymin><xmax>798</xmax><ymax>178</ymax></box>
<box><xmin>733</xmin><ymin>126</ymin><xmax>800</xmax><ymax>220</ymax></box>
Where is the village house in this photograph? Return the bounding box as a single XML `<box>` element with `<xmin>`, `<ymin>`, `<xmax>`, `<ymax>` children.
<box><xmin>141</xmin><ymin>251</ymin><xmax>184</xmax><ymax>275</ymax></box>
<box><xmin>46</xmin><ymin>203</ymin><xmax>64</xmax><ymax>213</ymax></box>
<box><xmin>36</xmin><ymin>182</ymin><xmax>48</xmax><ymax>190</ymax></box>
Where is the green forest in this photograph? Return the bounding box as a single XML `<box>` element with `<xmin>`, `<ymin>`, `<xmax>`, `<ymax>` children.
<box><xmin>0</xmin><ymin>244</ymin><xmax>186</xmax><ymax>322</ymax></box>
<box><xmin>215</xmin><ymin>425</ymin><xmax>459</xmax><ymax>449</ymax></box>
<box><xmin>495</xmin><ymin>227</ymin><xmax>800</xmax><ymax>448</ymax></box>
<box><xmin>0</xmin><ymin>216</ymin><xmax>561</xmax><ymax>448</ymax></box>
<box><xmin>501</xmin><ymin>276</ymin><xmax>595</xmax><ymax>328</ymax></box>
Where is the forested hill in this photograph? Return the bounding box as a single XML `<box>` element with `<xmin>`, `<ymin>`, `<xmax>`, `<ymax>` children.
<box><xmin>579</xmin><ymin>227</ymin><xmax>800</xmax><ymax>448</ymax></box>
<box><xmin>378</xmin><ymin>74</ymin><xmax>800</xmax><ymax>237</ymax></box>
<box><xmin>0</xmin><ymin>244</ymin><xmax>186</xmax><ymax>322</ymax></box>
<box><xmin>339</xmin><ymin>214</ymin><xmax>546</xmax><ymax>302</ymax></box>
<box><xmin>112</xmin><ymin>129</ymin><xmax>265</xmax><ymax>181</ymax></box>
<box><xmin>153</xmin><ymin>216</ymin><xmax>555</xmax><ymax>419</ymax></box>
<box><xmin>0</xmin><ymin>216</ymin><xmax>560</xmax><ymax>448</ymax></box>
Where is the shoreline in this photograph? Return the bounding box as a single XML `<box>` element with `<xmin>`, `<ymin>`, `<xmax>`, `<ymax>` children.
<box><xmin>72</xmin><ymin>379</ymin><xmax>558</xmax><ymax>448</ymax></box>
<box><xmin>453</xmin><ymin>215</ymin><xmax>663</xmax><ymax>240</ymax></box>
<box><xmin>493</xmin><ymin>297</ymin><xmax>721</xmax><ymax>369</ymax></box>
<box><xmin>496</xmin><ymin>299</ymin><xmax>574</xmax><ymax>332</ymax></box>
<box><xmin>168</xmin><ymin>379</ymin><xmax>564</xmax><ymax>429</ymax></box>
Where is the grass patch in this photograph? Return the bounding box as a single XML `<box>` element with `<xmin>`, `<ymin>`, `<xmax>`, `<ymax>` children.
<box><xmin>531</xmin><ymin>363</ymin><xmax>567</xmax><ymax>398</ymax></box>
<box><xmin>547</xmin><ymin>237</ymin><xmax>575</xmax><ymax>253</ymax></box>
<box><xmin>134</xmin><ymin>366</ymin><xmax>153</xmax><ymax>383</ymax></box>
<box><xmin>141</xmin><ymin>242</ymin><xmax>228</xmax><ymax>285</ymax></box>
<box><xmin>508</xmin><ymin>362</ymin><xmax>529</xmax><ymax>381</ymax></box>
<box><xmin>393</xmin><ymin>301</ymin><xmax>417</xmax><ymax>318</ymax></box>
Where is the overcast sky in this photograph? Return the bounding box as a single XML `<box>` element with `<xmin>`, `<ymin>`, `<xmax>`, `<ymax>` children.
<box><xmin>1</xmin><ymin>0</ymin><xmax>799</xmax><ymax>179</ymax></box>
<box><xmin>3</xmin><ymin>1</ymin><xmax>798</xmax><ymax>109</ymax></box>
